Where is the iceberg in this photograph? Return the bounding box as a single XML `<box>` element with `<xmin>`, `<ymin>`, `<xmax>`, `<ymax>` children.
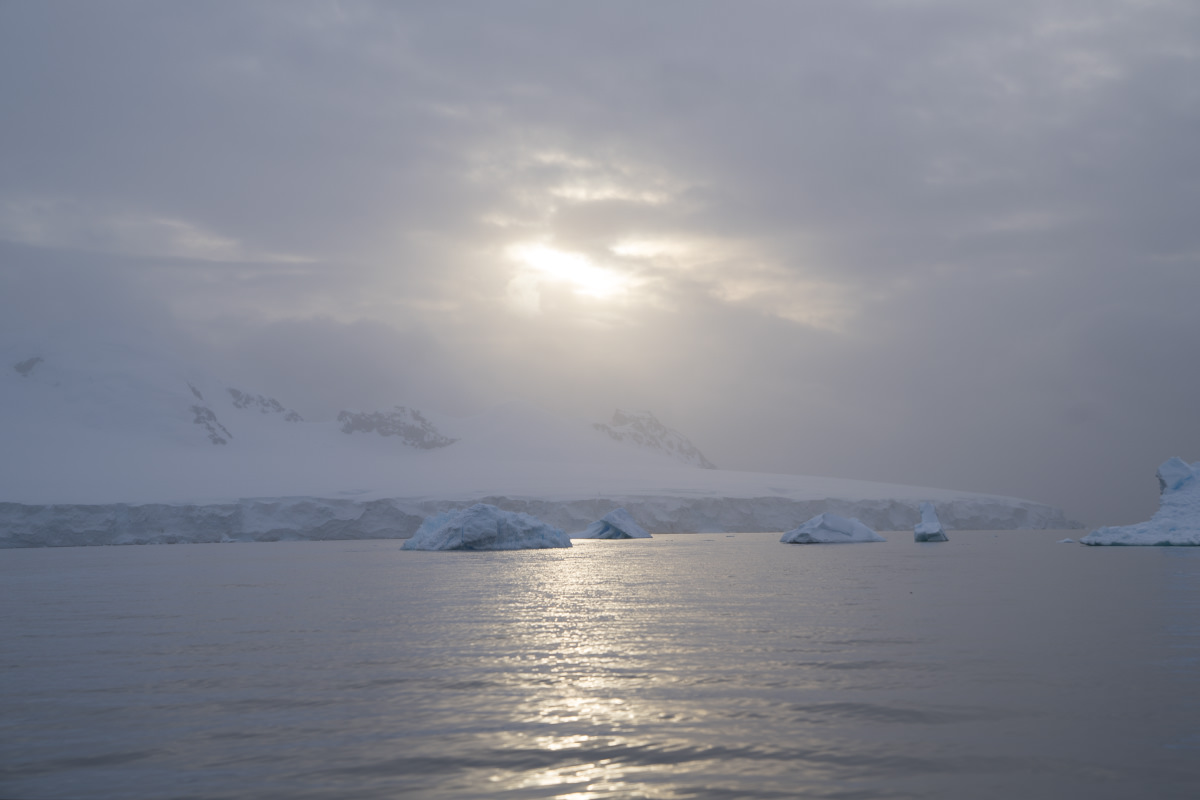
<box><xmin>401</xmin><ymin>503</ymin><xmax>572</xmax><ymax>551</ymax></box>
<box><xmin>1081</xmin><ymin>458</ymin><xmax>1200</xmax><ymax>546</ymax></box>
<box><xmin>781</xmin><ymin>512</ymin><xmax>885</xmax><ymax>544</ymax></box>
<box><xmin>574</xmin><ymin>507</ymin><xmax>652</xmax><ymax>539</ymax></box>
<box><xmin>914</xmin><ymin>501</ymin><xmax>949</xmax><ymax>542</ymax></box>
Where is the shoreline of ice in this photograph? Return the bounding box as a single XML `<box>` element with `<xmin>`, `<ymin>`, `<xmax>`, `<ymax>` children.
<box><xmin>0</xmin><ymin>491</ymin><xmax>1080</xmax><ymax>548</ymax></box>
<box><xmin>0</xmin><ymin>342</ymin><xmax>1084</xmax><ymax>547</ymax></box>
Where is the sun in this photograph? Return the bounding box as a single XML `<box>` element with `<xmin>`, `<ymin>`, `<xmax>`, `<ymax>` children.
<box><xmin>507</xmin><ymin>243</ymin><xmax>628</xmax><ymax>299</ymax></box>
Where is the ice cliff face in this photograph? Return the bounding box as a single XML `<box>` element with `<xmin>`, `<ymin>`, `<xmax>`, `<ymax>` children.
<box><xmin>594</xmin><ymin>409</ymin><xmax>716</xmax><ymax>469</ymax></box>
<box><xmin>337</xmin><ymin>406</ymin><xmax>456</xmax><ymax>449</ymax></box>
<box><xmin>0</xmin><ymin>493</ymin><xmax>1078</xmax><ymax>548</ymax></box>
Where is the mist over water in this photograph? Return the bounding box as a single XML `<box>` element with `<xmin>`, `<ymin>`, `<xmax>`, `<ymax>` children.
<box><xmin>4</xmin><ymin>533</ymin><xmax>1198</xmax><ymax>799</ymax></box>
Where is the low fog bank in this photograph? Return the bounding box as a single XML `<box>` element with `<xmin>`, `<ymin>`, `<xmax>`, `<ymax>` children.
<box><xmin>2</xmin><ymin>250</ymin><xmax>1190</xmax><ymax>527</ymax></box>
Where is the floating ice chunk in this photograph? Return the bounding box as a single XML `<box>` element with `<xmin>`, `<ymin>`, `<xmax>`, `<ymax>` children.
<box><xmin>402</xmin><ymin>503</ymin><xmax>572</xmax><ymax>550</ymax></box>
<box><xmin>914</xmin><ymin>501</ymin><xmax>949</xmax><ymax>542</ymax></box>
<box><xmin>574</xmin><ymin>508</ymin><xmax>652</xmax><ymax>539</ymax></box>
<box><xmin>781</xmin><ymin>512</ymin><xmax>885</xmax><ymax>544</ymax></box>
<box><xmin>1058</xmin><ymin>538</ymin><xmax>1076</xmax><ymax>544</ymax></box>
<box><xmin>1082</xmin><ymin>458</ymin><xmax>1200</xmax><ymax>546</ymax></box>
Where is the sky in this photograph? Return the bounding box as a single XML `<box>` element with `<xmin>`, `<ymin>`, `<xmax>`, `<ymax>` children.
<box><xmin>2</xmin><ymin>0</ymin><xmax>1198</xmax><ymax>526</ymax></box>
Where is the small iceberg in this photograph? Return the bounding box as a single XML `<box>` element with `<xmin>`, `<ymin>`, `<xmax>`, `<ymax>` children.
<box><xmin>1058</xmin><ymin>538</ymin><xmax>1076</xmax><ymax>544</ymax></box>
<box><xmin>402</xmin><ymin>503</ymin><xmax>572</xmax><ymax>550</ymax></box>
<box><xmin>914</xmin><ymin>501</ymin><xmax>949</xmax><ymax>542</ymax></box>
<box><xmin>1081</xmin><ymin>457</ymin><xmax>1200</xmax><ymax>546</ymax></box>
<box><xmin>573</xmin><ymin>508</ymin><xmax>652</xmax><ymax>539</ymax></box>
<box><xmin>781</xmin><ymin>512</ymin><xmax>885</xmax><ymax>544</ymax></box>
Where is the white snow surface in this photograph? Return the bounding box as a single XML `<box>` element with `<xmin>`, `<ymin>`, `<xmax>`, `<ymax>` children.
<box><xmin>401</xmin><ymin>504</ymin><xmax>571</xmax><ymax>551</ymax></box>
<box><xmin>781</xmin><ymin>513</ymin><xmax>886</xmax><ymax>544</ymax></box>
<box><xmin>914</xmin><ymin>501</ymin><xmax>949</xmax><ymax>542</ymax></box>
<box><xmin>0</xmin><ymin>335</ymin><xmax>1082</xmax><ymax>547</ymax></box>
<box><xmin>574</xmin><ymin>508</ymin><xmax>652</xmax><ymax>539</ymax></box>
<box><xmin>1081</xmin><ymin>458</ymin><xmax>1200</xmax><ymax>546</ymax></box>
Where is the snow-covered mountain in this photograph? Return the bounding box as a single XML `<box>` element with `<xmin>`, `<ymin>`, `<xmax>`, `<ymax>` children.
<box><xmin>3</xmin><ymin>336</ymin><xmax>457</xmax><ymax>453</ymax></box>
<box><xmin>0</xmin><ymin>336</ymin><xmax>718</xmax><ymax>501</ymax></box>
<box><xmin>594</xmin><ymin>409</ymin><xmax>716</xmax><ymax>469</ymax></box>
<box><xmin>228</xmin><ymin>388</ymin><xmax>303</xmax><ymax>422</ymax></box>
<box><xmin>337</xmin><ymin>407</ymin><xmax>456</xmax><ymax>449</ymax></box>
<box><xmin>0</xmin><ymin>336</ymin><xmax>1081</xmax><ymax>546</ymax></box>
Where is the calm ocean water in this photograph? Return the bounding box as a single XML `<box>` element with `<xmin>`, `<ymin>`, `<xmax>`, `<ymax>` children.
<box><xmin>2</xmin><ymin>531</ymin><xmax>1198</xmax><ymax>799</ymax></box>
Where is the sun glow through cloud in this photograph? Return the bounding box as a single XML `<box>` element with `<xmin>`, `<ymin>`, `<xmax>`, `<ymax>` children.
<box><xmin>507</xmin><ymin>243</ymin><xmax>630</xmax><ymax>302</ymax></box>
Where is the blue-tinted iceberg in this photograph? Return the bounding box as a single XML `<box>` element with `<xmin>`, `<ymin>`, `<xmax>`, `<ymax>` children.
<box><xmin>402</xmin><ymin>503</ymin><xmax>572</xmax><ymax>550</ymax></box>
<box><xmin>574</xmin><ymin>508</ymin><xmax>652</xmax><ymax>539</ymax></box>
<box><xmin>1081</xmin><ymin>458</ymin><xmax>1200</xmax><ymax>546</ymax></box>
<box><xmin>781</xmin><ymin>512</ymin><xmax>885</xmax><ymax>544</ymax></box>
<box><xmin>914</xmin><ymin>501</ymin><xmax>949</xmax><ymax>542</ymax></box>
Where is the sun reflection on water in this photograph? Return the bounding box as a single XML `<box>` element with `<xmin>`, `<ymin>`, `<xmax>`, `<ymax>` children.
<box><xmin>6</xmin><ymin>533</ymin><xmax>1194</xmax><ymax>798</ymax></box>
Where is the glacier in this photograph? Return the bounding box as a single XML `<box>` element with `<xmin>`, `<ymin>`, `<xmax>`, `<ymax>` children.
<box><xmin>914</xmin><ymin>501</ymin><xmax>949</xmax><ymax>542</ymax></box>
<box><xmin>781</xmin><ymin>513</ymin><xmax>885</xmax><ymax>544</ymax></box>
<box><xmin>0</xmin><ymin>336</ymin><xmax>1083</xmax><ymax>548</ymax></box>
<box><xmin>1081</xmin><ymin>458</ymin><xmax>1200</xmax><ymax>546</ymax></box>
<box><xmin>0</xmin><ymin>492</ymin><xmax>1081</xmax><ymax>549</ymax></box>
<box><xmin>401</xmin><ymin>504</ymin><xmax>571</xmax><ymax>551</ymax></box>
<box><xmin>574</xmin><ymin>508</ymin><xmax>652</xmax><ymax>539</ymax></box>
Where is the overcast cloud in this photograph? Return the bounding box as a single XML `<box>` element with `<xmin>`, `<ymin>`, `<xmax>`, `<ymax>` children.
<box><xmin>2</xmin><ymin>0</ymin><xmax>1198</xmax><ymax>525</ymax></box>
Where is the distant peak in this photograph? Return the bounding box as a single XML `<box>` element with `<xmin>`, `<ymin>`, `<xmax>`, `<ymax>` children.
<box><xmin>594</xmin><ymin>409</ymin><xmax>716</xmax><ymax>469</ymax></box>
<box><xmin>228</xmin><ymin>388</ymin><xmax>303</xmax><ymax>422</ymax></box>
<box><xmin>13</xmin><ymin>356</ymin><xmax>43</xmax><ymax>377</ymax></box>
<box><xmin>185</xmin><ymin>382</ymin><xmax>231</xmax><ymax>444</ymax></box>
<box><xmin>337</xmin><ymin>406</ymin><xmax>456</xmax><ymax>450</ymax></box>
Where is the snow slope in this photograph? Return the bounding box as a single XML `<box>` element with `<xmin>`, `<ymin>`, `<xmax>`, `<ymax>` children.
<box><xmin>0</xmin><ymin>336</ymin><xmax>1081</xmax><ymax>547</ymax></box>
